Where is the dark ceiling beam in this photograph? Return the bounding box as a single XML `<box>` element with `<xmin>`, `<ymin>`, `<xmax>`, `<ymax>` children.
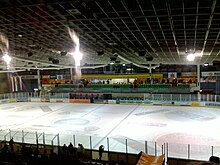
<box><xmin>205</xmin><ymin>30</ymin><xmax>220</xmax><ymax>64</ymax></box>
<box><xmin>56</xmin><ymin>3</ymin><xmax>118</xmax><ymax>64</ymax></box>
<box><xmin>136</xmin><ymin>0</ymin><xmax>163</xmax><ymax>61</ymax></box>
<box><xmin>0</xmin><ymin>0</ymin><xmax>76</xmax><ymax>10</ymax></box>
<box><xmin>211</xmin><ymin>49</ymin><xmax>220</xmax><ymax>64</ymax></box>
<box><xmin>107</xmin><ymin>0</ymin><xmax>143</xmax><ymax>49</ymax></box>
<box><xmin>65</xmin><ymin>4</ymin><xmax>115</xmax><ymax>51</ymax></box>
<box><xmin>118</xmin><ymin>1</ymin><xmax>145</xmax><ymax>49</ymax></box>
<box><xmin>95</xmin><ymin>0</ymin><xmax>146</xmax><ymax>63</ymax></box>
<box><xmin>121</xmin><ymin>0</ymin><xmax>162</xmax><ymax>62</ymax></box>
<box><xmin>71</xmin><ymin>1</ymin><xmax>155</xmax><ymax>67</ymax></box>
<box><xmin>193</xmin><ymin>0</ymin><xmax>199</xmax><ymax>53</ymax></box>
<box><xmin>94</xmin><ymin>1</ymin><xmax>139</xmax><ymax>53</ymax></box>
<box><xmin>201</xmin><ymin>0</ymin><xmax>217</xmax><ymax>60</ymax></box>
<box><xmin>0</xmin><ymin>9</ymin><xmax>56</xmax><ymax>55</ymax></box>
<box><xmin>166</xmin><ymin>0</ymin><xmax>180</xmax><ymax>59</ymax></box>
<box><xmin>182</xmin><ymin>0</ymin><xmax>187</xmax><ymax>53</ymax></box>
<box><xmin>151</xmin><ymin>0</ymin><xmax>175</xmax><ymax>63</ymax></box>
<box><xmin>44</xmin><ymin>4</ymin><xmax>107</xmax><ymax>58</ymax></box>
<box><xmin>7</xmin><ymin>1</ymin><xmax>109</xmax><ymax>65</ymax></box>
<box><xmin>2</xmin><ymin>12</ymin><xmax>220</xmax><ymax>25</ymax></box>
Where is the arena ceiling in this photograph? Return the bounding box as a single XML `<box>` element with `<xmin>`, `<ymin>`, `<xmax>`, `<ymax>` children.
<box><xmin>0</xmin><ymin>0</ymin><xmax>220</xmax><ymax>70</ymax></box>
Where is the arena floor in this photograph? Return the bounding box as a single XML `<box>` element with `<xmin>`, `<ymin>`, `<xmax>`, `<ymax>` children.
<box><xmin>0</xmin><ymin>102</ymin><xmax>220</xmax><ymax>160</ymax></box>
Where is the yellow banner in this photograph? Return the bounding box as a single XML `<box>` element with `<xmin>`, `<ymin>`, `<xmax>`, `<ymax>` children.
<box><xmin>190</xmin><ymin>102</ymin><xmax>200</xmax><ymax>106</ymax></box>
<box><xmin>181</xmin><ymin>72</ymin><xmax>197</xmax><ymax>77</ymax></box>
<box><xmin>75</xmin><ymin>74</ymin><xmax>163</xmax><ymax>79</ymax></box>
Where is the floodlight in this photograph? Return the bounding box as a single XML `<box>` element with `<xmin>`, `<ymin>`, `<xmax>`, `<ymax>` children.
<box><xmin>3</xmin><ymin>53</ymin><xmax>11</xmax><ymax>65</ymax></box>
<box><xmin>187</xmin><ymin>53</ymin><xmax>195</xmax><ymax>61</ymax></box>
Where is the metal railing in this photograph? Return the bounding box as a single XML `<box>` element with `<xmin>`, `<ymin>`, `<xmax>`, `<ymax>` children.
<box><xmin>1</xmin><ymin>92</ymin><xmax>219</xmax><ymax>103</ymax></box>
<box><xmin>144</xmin><ymin>93</ymin><xmax>220</xmax><ymax>102</ymax></box>
<box><xmin>0</xmin><ymin>129</ymin><xmax>220</xmax><ymax>162</ymax></box>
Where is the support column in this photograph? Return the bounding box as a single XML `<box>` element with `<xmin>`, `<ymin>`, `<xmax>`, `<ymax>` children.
<box><xmin>14</xmin><ymin>77</ymin><xmax>18</xmax><ymax>91</ymax></box>
<box><xmin>11</xmin><ymin>76</ymin><xmax>14</xmax><ymax>92</ymax></box>
<box><xmin>197</xmin><ymin>64</ymin><xmax>201</xmax><ymax>101</ymax></box>
<box><xmin>37</xmin><ymin>70</ymin><xmax>41</xmax><ymax>90</ymax></box>
<box><xmin>149</xmin><ymin>64</ymin><xmax>153</xmax><ymax>84</ymax></box>
<box><xmin>70</xmin><ymin>68</ymin><xmax>73</xmax><ymax>81</ymax></box>
<box><xmin>19</xmin><ymin>76</ymin><xmax>23</xmax><ymax>91</ymax></box>
<box><xmin>110</xmin><ymin>64</ymin><xmax>114</xmax><ymax>72</ymax></box>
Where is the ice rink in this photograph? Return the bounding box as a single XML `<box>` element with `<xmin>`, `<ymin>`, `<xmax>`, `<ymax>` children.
<box><xmin>0</xmin><ymin>102</ymin><xmax>220</xmax><ymax>160</ymax></box>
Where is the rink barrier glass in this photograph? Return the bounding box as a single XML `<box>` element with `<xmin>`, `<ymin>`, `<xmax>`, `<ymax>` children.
<box><xmin>0</xmin><ymin>129</ymin><xmax>219</xmax><ymax>162</ymax></box>
<box><xmin>0</xmin><ymin>92</ymin><xmax>220</xmax><ymax>104</ymax></box>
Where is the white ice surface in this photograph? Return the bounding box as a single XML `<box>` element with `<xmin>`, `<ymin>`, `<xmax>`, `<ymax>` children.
<box><xmin>0</xmin><ymin>102</ymin><xmax>220</xmax><ymax>160</ymax></box>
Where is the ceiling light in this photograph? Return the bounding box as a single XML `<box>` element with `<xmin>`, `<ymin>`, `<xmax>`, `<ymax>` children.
<box><xmin>97</xmin><ymin>50</ymin><xmax>104</xmax><ymax>56</ymax></box>
<box><xmin>204</xmin><ymin>63</ymin><xmax>209</xmax><ymax>66</ymax></box>
<box><xmin>70</xmin><ymin>50</ymin><xmax>83</xmax><ymax>67</ymax></box>
<box><xmin>138</xmin><ymin>50</ymin><xmax>146</xmax><ymax>56</ymax></box>
<box><xmin>126</xmin><ymin>68</ymin><xmax>132</xmax><ymax>71</ymax></box>
<box><xmin>110</xmin><ymin>56</ymin><xmax>117</xmax><ymax>61</ymax></box>
<box><xmin>3</xmin><ymin>53</ymin><xmax>11</xmax><ymax>65</ymax></box>
<box><xmin>18</xmin><ymin>34</ymin><xmax>22</xmax><ymax>37</ymax></box>
<box><xmin>52</xmin><ymin>59</ymin><xmax>59</xmax><ymax>64</ymax></box>
<box><xmin>48</xmin><ymin>57</ymin><xmax>53</xmax><ymax>61</ymax></box>
<box><xmin>60</xmin><ymin>51</ymin><xmax>67</xmax><ymax>56</ymax></box>
<box><xmin>110</xmin><ymin>62</ymin><xmax>114</xmax><ymax>65</ymax></box>
<box><xmin>122</xmin><ymin>63</ymin><xmax>126</xmax><ymax>66</ymax></box>
<box><xmin>146</xmin><ymin>57</ymin><xmax>153</xmax><ymax>61</ymax></box>
<box><xmin>187</xmin><ymin>53</ymin><xmax>195</xmax><ymax>61</ymax></box>
<box><xmin>28</xmin><ymin>44</ymin><xmax>36</xmax><ymax>47</ymax></box>
<box><xmin>109</xmin><ymin>42</ymin><xmax>117</xmax><ymax>46</ymax></box>
<box><xmin>28</xmin><ymin>52</ymin><xmax>33</xmax><ymax>57</ymax></box>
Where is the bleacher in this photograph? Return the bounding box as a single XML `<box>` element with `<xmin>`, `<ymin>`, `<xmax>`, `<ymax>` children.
<box><xmin>52</xmin><ymin>84</ymin><xmax>190</xmax><ymax>93</ymax></box>
<box><xmin>0</xmin><ymin>141</ymin><xmax>116</xmax><ymax>165</ymax></box>
<box><xmin>0</xmin><ymin>141</ymin><xmax>217</xmax><ymax>165</ymax></box>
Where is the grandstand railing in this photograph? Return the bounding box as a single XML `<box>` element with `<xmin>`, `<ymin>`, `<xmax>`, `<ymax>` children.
<box><xmin>144</xmin><ymin>93</ymin><xmax>220</xmax><ymax>102</ymax></box>
<box><xmin>0</xmin><ymin>92</ymin><xmax>220</xmax><ymax>162</ymax></box>
<box><xmin>3</xmin><ymin>92</ymin><xmax>217</xmax><ymax>102</ymax></box>
<box><xmin>0</xmin><ymin>129</ymin><xmax>219</xmax><ymax>162</ymax></box>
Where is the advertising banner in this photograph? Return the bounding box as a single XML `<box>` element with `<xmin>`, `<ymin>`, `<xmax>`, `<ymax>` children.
<box><xmin>108</xmin><ymin>100</ymin><xmax>117</xmax><ymax>104</ymax></box>
<box><xmin>181</xmin><ymin>72</ymin><xmax>197</xmax><ymax>77</ymax></box>
<box><xmin>174</xmin><ymin>101</ymin><xmax>190</xmax><ymax>106</ymax></box>
<box><xmin>57</xmin><ymin>75</ymin><xmax>64</xmax><ymax>80</ymax></box>
<box><xmin>42</xmin><ymin>75</ymin><xmax>50</xmax><ymax>79</ymax></box>
<box><xmin>17</xmin><ymin>98</ymin><xmax>28</xmax><ymax>102</ymax></box>
<box><xmin>50</xmin><ymin>75</ymin><xmax>57</xmax><ymax>79</ymax></box>
<box><xmin>41</xmin><ymin>98</ymin><xmax>46</xmax><ymax>102</ymax></box>
<box><xmin>202</xmin><ymin>71</ymin><xmax>220</xmax><ymax>77</ymax></box>
<box><xmin>190</xmin><ymin>102</ymin><xmax>200</xmax><ymax>106</ymax></box>
<box><xmin>30</xmin><ymin>98</ymin><xmax>41</xmax><ymax>102</ymax></box>
<box><xmin>9</xmin><ymin>99</ymin><xmax>17</xmax><ymax>103</ymax></box>
<box><xmin>69</xmin><ymin>99</ymin><xmax>91</xmax><ymax>103</ymax></box>
<box><xmin>168</xmin><ymin>72</ymin><xmax>177</xmax><ymax>78</ymax></box>
<box><xmin>50</xmin><ymin>98</ymin><xmax>63</xmax><ymax>102</ymax></box>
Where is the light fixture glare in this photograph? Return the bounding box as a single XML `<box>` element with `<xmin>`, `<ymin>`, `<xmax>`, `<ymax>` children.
<box><xmin>187</xmin><ymin>53</ymin><xmax>195</xmax><ymax>61</ymax></box>
<box><xmin>3</xmin><ymin>53</ymin><xmax>11</xmax><ymax>65</ymax></box>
